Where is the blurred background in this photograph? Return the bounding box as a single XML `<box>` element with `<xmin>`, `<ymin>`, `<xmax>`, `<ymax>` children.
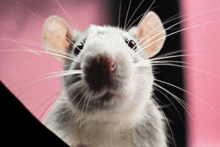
<box><xmin>0</xmin><ymin>0</ymin><xmax>220</xmax><ymax>147</ymax></box>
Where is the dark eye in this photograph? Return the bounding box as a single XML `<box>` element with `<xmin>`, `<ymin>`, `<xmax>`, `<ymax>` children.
<box><xmin>74</xmin><ymin>43</ymin><xmax>84</xmax><ymax>55</ymax></box>
<box><xmin>125</xmin><ymin>39</ymin><xmax>137</xmax><ymax>50</ymax></box>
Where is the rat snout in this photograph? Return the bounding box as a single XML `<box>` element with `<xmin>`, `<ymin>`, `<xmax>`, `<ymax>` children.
<box><xmin>82</xmin><ymin>53</ymin><xmax>117</xmax><ymax>91</ymax></box>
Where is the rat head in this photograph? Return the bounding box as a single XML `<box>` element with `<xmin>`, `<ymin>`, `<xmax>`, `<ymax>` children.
<box><xmin>42</xmin><ymin>12</ymin><xmax>165</xmax><ymax>121</ymax></box>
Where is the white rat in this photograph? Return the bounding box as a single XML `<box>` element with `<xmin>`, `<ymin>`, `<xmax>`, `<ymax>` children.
<box><xmin>43</xmin><ymin>11</ymin><xmax>167</xmax><ymax>147</ymax></box>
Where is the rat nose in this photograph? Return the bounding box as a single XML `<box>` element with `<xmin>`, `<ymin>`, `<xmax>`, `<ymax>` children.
<box><xmin>83</xmin><ymin>55</ymin><xmax>117</xmax><ymax>91</ymax></box>
<box><xmin>97</xmin><ymin>57</ymin><xmax>116</xmax><ymax>72</ymax></box>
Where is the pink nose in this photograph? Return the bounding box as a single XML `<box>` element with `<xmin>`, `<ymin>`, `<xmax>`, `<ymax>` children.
<box><xmin>107</xmin><ymin>58</ymin><xmax>117</xmax><ymax>72</ymax></box>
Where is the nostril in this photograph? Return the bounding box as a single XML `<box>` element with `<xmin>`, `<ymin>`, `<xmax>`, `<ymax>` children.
<box><xmin>96</xmin><ymin>57</ymin><xmax>116</xmax><ymax>72</ymax></box>
<box><xmin>109</xmin><ymin>59</ymin><xmax>116</xmax><ymax>72</ymax></box>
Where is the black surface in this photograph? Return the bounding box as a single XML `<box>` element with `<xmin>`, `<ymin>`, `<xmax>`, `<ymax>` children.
<box><xmin>0</xmin><ymin>81</ymin><xmax>69</xmax><ymax>147</ymax></box>
<box><xmin>111</xmin><ymin>0</ymin><xmax>186</xmax><ymax>147</ymax></box>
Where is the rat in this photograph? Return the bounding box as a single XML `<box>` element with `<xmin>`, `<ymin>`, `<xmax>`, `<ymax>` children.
<box><xmin>43</xmin><ymin>11</ymin><xmax>167</xmax><ymax>147</ymax></box>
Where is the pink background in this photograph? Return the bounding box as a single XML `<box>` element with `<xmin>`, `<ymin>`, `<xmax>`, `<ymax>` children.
<box><xmin>1</xmin><ymin>0</ymin><xmax>220</xmax><ymax>146</ymax></box>
<box><xmin>0</xmin><ymin>0</ymin><xmax>111</xmax><ymax>120</ymax></box>
<box><xmin>181</xmin><ymin>0</ymin><xmax>220</xmax><ymax>146</ymax></box>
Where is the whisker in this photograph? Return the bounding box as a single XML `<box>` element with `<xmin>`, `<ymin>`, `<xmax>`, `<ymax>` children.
<box><xmin>151</xmin><ymin>92</ymin><xmax>173</xmax><ymax>110</ymax></box>
<box><xmin>125</xmin><ymin>12</ymin><xmax>145</xmax><ymax>31</ymax></box>
<box><xmin>17</xmin><ymin>71</ymin><xmax>81</xmax><ymax>97</ymax></box>
<box><xmin>137</xmin><ymin>0</ymin><xmax>156</xmax><ymax>27</ymax></box>
<box><xmin>17</xmin><ymin>44</ymin><xmax>42</xmax><ymax>56</ymax></box>
<box><xmin>153</xmin><ymin>50</ymin><xmax>183</xmax><ymax>59</ymax></box>
<box><xmin>163</xmin><ymin>13</ymin><xmax>182</xmax><ymax>24</ymax></box>
<box><xmin>1</xmin><ymin>48</ymin><xmax>78</xmax><ymax>62</ymax></box>
<box><xmin>17</xmin><ymin>80</ymin><xmax>45</xmax><ymax>97</ymax></box>
<box><xmin>127</xmin><ymin>11</ymin><xmax>184</xmax><ymax>50</ymax></box>
<box><xmin>54</xmin><ymin>0</ymin><xmax>74</xmax><ymax>25</ymax></box>
<box><xmin>13</xmin><ymin>0</ymin><xmax>44</xmax><ymax>21</ymax></box>
<box><xmin>39</xmin><ymin>93</ymin><xmax>61</xmax><ymax>120</ymax></box>
<box><xmin>133</xmin><ymin>60</ymin><xmax>151</xmax><ymax>67</ymax></box>
<box><xmin>134</xmin><ymin>20</ymin><xmax>219</xmax><ymax>56</ymax></box>
<box><xmin>151</xmin><ymin>60</ymin><xmax>188</xmax><ymax>65</ymax></box>
<box><xmin>153</xmin><ymin>86</ymin><xmax>185</xmax><ymax>125</ymax></box>
<box><xmin>138</xmin><ymin>6</ymin><xmax>220</xmax><ymax>46</ymax></box>
<box><xmin>151</xmin><ymin>63</ymin><xmax>220</xmax><ymax>79</ymax></box>
<box><xmin>118</xmin><ymin>0</ymin><xmax>122</xmax><ymax>28</ymax></box>
<box><xmin>151</xmin><ymin>53</ymin><xmax>218</xmax><ymax>62</ymax></box>
<box><xmin>1</xmin><ymin>38</ymin><xmax>79</xmax><ymax>61</ymax></box>
<box><xmin>154</xmin><ymin>79</ymin><xmax>207</xmax><ymax>106</ymax></box>
<box><xmin>153</xmin><ymin>83</ymin><xmax>193</xmax><ymax>118</ymax></box>
<box><xmin>150</xmin><ymin>97</ymin><xmax>177</xmax><ymax>147</ymax></box>
<box><xmin>85</xmin><ymin>91</ymin><xmax>94</xmax><ymax>114</ymax></box>
<box><xmin>44</xmin><ymin>70</ymin><xmax>82</xmax><ymax>79</ymax></box>
<box><xmin>133</xmin><ymin>6</ymin><xmax>220</xmax><ymax>56</ymax></box>
<box><xmin>123</xmin><ymin>0</ymin><xmax>133</xmax><ymax>30</ymax></box>
<box><xmin>16</xmin><ymin>38</ymin><xmax>42</xmax><ymax>47</ymax></box>
<box><xmin>81</xmin><ymin>92</ymin><xmax>90</xmax><ymax>115</ymax></box>
<box><xmin>33</xmin><ymin>91</ymin><xmax>62</xmax><ymax>116</ymax></box>
<box><xmin>65</xmin><ymin>36</ymin><xmax>82</xmax><ymax>53</ymax></box>
<box><xmin>124</xmin><ymin>0</ymin><xmax>145</xmax><ymax>29</ymax></box>
<box><xmin>134</xmin><ymin>59</ymin><xmax>188</xmax><ymax>68</ymax></box>
<box><xmin>71</xmin><ymin>86</ymin><xmax>87</xmax><ymax>114</ymax></box>
<box><xmin>10</xmin><ymin>70</ymin><xmax>77</xmax><ymax>88</ymax></box>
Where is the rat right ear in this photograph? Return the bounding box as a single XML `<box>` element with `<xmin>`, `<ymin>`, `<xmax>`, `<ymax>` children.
<box><xmin>129</xmin><ymin>11</ymin><xmax>166</xmax><ymax>58</ymax></box>
<box><xmin>43</xmin><ymin>15</ymin><xmax>74</xmax><ymax>63</ymax></box>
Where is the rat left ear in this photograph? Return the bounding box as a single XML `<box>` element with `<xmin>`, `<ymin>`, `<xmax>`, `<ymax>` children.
<box><xmin>129</xmin><ymin>11</ymin><xmax>166</xmax><ymax>58</ymax></box>
<box><xmin>42</xmin><ymin>15</ymin><xmax>74</xmax><ymax>63</ymax></box>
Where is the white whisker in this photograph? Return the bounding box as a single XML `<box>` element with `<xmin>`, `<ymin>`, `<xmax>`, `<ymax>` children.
<box><xmin>153</xmin><ymin>87</ymin><xmax>185</xmax><ymax>124</ymax></box>
<box><xmin>33</xmin><ymin>91</ymin><xmax>62</xmax><ymax>115</ymax></box>
<box><xmin>134</xmin><ymin>60</ymin><xmax>150</xmax><ymax>67</ymax></box>
<box><xmin>0</xmin><ymin>38</ymin><xmax>79</xmax><ymax>61</ymax></box>
<box><xmin>137</xmin><ymin>0</ymin><xmax>156</xmax><ymax>28</ymax></box>
<box><xmin>123</xmin><ymin>0</ymin><xmax>133</xmax><ymax>30</ymax></box>
<box><xmin>45</xmin><ymin>70</ymin><xmax>82</xmax><ymax>79</ymax></box>
<box><xmin>133</xmin><ymin>7</ymin><xmax>220</xmax><ymax>57</ymax></box>
<box><xmin>13</xmin><ymin>0</ymin><xmax>44</xmax><ymax>21</ymax></box>
<box><xmin>54</xmin><ymin>0</ymin><xmax>74</xmax><ymax>25</ymax></box>
<box><xmin>153</xmin><ymin>50</ymin><xmax>183</xmax><ymax>59</ymax></box>
<box><xmin>118</xmin><ymin>0</ymin><xmax>122</xmax><ymax>27</ymax></box>
<box><xmin>151</xmin><ymin>53</ymin><xmax>218</xmax><ymax>61</ymax></box>
<box><xmin>134</xmin><ymin>20</ymin><xmax>219</xmax><ymax>57</ymax></box>
<box><xmin>126</xmin><ymin>6</ymin><xmax>179</xmax><ymax>32</ymax></box>
<box><xmin>151</xmin><ymin>60</ymin><xmax>188</xmax><ymax>65</ymax></box>
<box><xmin>39</xmin><ymin>93</ymin><xmax>60</xmax><ymax>120</ymax></box>
<box><xmin>151</xmin><ymin>63</ymin><xmax>220</xmax><ymax>79</ymax></box>
<box><xmin>153</xmin><ymin>83</ymin><xmax>193</xmax><ymax>118</ymax></box>
<box><xmin>150</xmin><ymin>97</ymin><xmax>177</xmax><ymax>147</ymax></box>
<box><xmin>1</xmin><ymin>49</ymin><xmax>78</xmax><ymax>62</ymax></box>
<box><xmin>65</xmin><ymin>36</ymin><xmax>82</xmax><ymax>53</ymax></box>
<box><xmin>155</xmin><ymin>79</ymin><xmax>205</xmax><ymax>106</ymax></box>
<box><xmin>16</xmin><ymin>71</ymin><xmax>81</xmax><ymax>97</ymax></box>
<box><xmin>125</xmin><ymin>0</ymin><xmax>145</xmax><ymax>29</ymax></box>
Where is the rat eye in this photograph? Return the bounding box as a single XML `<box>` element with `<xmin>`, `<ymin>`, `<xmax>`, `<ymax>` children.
<box><xmin>125</xmin><ymin>39</ymin><xmax>137</xmax><ymax>50</ymax></box>
<box><xmin>74</xmin><ymin>43</ymin><xmax>84</xmax><ymax>55</ymax></box>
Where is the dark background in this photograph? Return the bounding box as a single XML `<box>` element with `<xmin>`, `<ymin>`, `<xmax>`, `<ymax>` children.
<box><xmin>1</xmin><ymin>0</ymin><xmax>185</xmax><ymax>146</ymax></box>
<box><xmin>111</xmin><ymin>0</ymin><xmax>186</xmax><ymax>147</ymax></box>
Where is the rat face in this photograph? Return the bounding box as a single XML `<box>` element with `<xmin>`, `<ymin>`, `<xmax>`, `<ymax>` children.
<box><xmin>63</xmin><ymin>26</ymin><xmax>153</xmax><ymax>114</ymax></box>
<box><xmin>42</xmin><ymin>12</ymin><xmax>165</xmax><ymax>121</ymax></box>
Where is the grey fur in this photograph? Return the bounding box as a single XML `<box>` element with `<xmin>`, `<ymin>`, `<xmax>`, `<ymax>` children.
<box><xmin>44</xmin><ymin>25</ymin><xmax>167</xmax><ymax>147</ymax></box>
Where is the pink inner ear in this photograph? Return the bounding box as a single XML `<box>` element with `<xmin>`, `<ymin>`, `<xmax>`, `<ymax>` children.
<box><xmin>137</xmin><ymin>12</ymin><xmax>165</xmax><ymax>58</ymax></box>
<box><xmin>42</xmin><ymin>15</ymin><xmax>74</xmax><ymax>63</ymax></box>
<box><xmin>0</xmin><ymin>0</ymin><xmax>110</xmax><ymax>122</ymax></box>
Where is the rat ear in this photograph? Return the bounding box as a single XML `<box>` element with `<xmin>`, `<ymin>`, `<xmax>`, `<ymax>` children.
<box><xmin>43</xmin><ymin>15</ymin><xmax>73</xmax><ymax>63</ymax></box>
<box><xmin>130</xmin><ymin>11</ymin><xmax>166</xmax><ymax>58</ymax></box>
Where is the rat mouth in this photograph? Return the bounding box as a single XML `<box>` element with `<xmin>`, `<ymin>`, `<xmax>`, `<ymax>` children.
<box><xmin>85</xmin><ymin>90</ymin><xmax>118</xmax><ymax>111</ymax></box>
<box><xmin>69</xmin><ymin>84</ymin><xmax>118</xmax><ymax>112</ymax></box>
